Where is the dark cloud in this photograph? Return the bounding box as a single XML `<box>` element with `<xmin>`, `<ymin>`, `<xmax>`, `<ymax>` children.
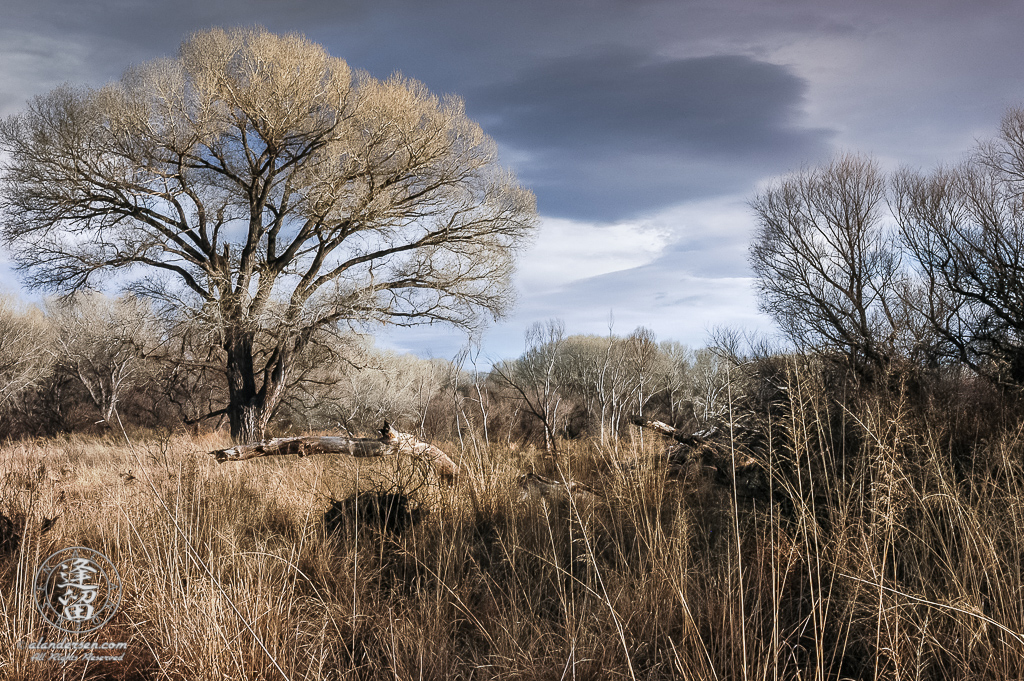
<box><xmin>476</xmin><ymin>51</ymin><xmax>809</xmax><ymax>154</ymax></box>
<box><xmin>469</xmin><ymin>50</ymin><xmax>832</xmax><ymax>221</ymax></box>
<box><xmin>2</xmin><ymin>2</ymin><xmax>831</xmax><ymax>222</ymax></box>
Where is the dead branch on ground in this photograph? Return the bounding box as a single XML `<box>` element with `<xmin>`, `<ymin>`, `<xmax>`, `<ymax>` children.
<box><xmin>210</xmin><ymin>422</ymin><xmax>461</xmax><ymax>480</ymax></box>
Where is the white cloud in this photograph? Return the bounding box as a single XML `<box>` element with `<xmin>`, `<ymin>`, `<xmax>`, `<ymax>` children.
<box><xmin>515</xmin><ymin>216</ymin><xmax>672</xmax><ymax>291</ymax></box>
<box><xmin>376</xmin><ymin>194</ymin><xmax>778</xmax><ymax>362</ymax></box>
<box><xmin>452</xmin><ymin>196</ymin><xmax>776</xmax><ymax>361</ymax></box>
<box><xmin>516</xmin><ymin>195</ymin><xmax>756</xmax><ymax>290</ymax></box>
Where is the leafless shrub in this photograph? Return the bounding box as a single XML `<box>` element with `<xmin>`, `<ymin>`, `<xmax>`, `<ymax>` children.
<box><xmin>279</xmin><ymin>333</ymin><xmax>447</xmax><ymax>436</ymax></box>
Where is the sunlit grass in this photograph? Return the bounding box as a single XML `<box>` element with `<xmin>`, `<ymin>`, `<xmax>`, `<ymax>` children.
<box><xmin>2</xmin><ymin>373</ymin><xmax>1024</xmax><ymax>680</ymax></box>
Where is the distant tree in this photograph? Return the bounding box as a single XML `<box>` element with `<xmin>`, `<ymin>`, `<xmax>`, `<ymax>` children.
<box><xmin>659</xmin><ymin>340</ymin><xmax>692</xmax><ymax>426</ymax></box>
<box><xmin>624</xmin><ymin>326</ymin><xmax>662</xmax><ymax>436</ymax></box>
<box><xmin>48</xmin><ymin>292</ymin><xmax>155</xmax><ymax>424</ymax></box>
<box><xmin>0</xmin><ymin>27</ymin><xmax>536</xmax><ymax>442</ymax></box>
<box><xmin>894</xmin><ymin>108</ymin><xmax>1024</xmax><ymax>383</ymax></box>
<box><xmin>558</xmin><ymin>334</ymin><xmax>613</xmax><ymax>440</ymax></box>
<box><xmin>749</xmin><ymin>154</ymin><xmax>904</xmax><ymax>379</ymax></box>
<box><xmin>492</xmin><ymin>319</ymin><xmax>566</xmax><ymax>453</ymax></box>
<box><xmin>503</xmin><ymin>325</ymin><xmax>680</xmax><ymax>446</ymax></box>
<box><xmin>580</xmin><ymin>325</ymin><xmax>642</xmax><ymax>445</ymax></box>
<box><xmin>458</xmin><ymin>343</ymin><xmax>494</xmax><ymax>449</ymax></box>
<box><xmin>0</xmin><ymin>296</ymin><xmax>51</xmax><ymax>415</ymax></box>
<box><xmin>690</xmin><ymin>347</ymin><xmax>730</xmax><ymax>422</ymax></box>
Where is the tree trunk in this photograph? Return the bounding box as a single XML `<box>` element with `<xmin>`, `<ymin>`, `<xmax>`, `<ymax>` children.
<box><xmin>542</xmin><ymin>422</ymin><xmax>554</xmax><ymax>454</ymax></box>
<box><xmin>225</xmin><ymin>329</ymin><xmax>273</xmax><ymax>443</ymax></box>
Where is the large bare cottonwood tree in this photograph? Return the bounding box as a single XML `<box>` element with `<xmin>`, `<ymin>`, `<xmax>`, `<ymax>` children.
<box><xmin>0</xmin><ymin>28</ymin><xmax>537</xmax><ymax>442</ymax></box>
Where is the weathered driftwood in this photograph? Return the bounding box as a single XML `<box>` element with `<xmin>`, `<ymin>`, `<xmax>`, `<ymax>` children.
<box><xmin>633</xmin><ymin>419</ymin><xmax>684</xmax><ymax>440</ymax></box>
<box><xmin>632</xmin><ymin>418</ymin><xmax>720</xmax><ymax>447</ymax></box>
<box><xmin>210</xmin><ymin>422</ymin><xmax>461</xmax><ymax>480</ymax></box>
<box><xmin>380</xmin><ymin>426</ymin><xmax>462</xmax><ymax>480</ymax></box>
<box><xmin>211</xmin><ymin>436</ymin><xmax>388</xmax><ymax>461</ymax></box>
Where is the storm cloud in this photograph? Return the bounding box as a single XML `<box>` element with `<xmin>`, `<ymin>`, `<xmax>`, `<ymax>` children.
<box><xmin>471</xmin><ymin>50</ymin><xmax>831</xmax><ymax>220</ymax></box>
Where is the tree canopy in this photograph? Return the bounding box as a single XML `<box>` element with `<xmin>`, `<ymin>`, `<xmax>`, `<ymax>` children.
<box><xmin>0</xmin><ymin>27</ymin><xmax>537</xmax><ymax>441</ymax></box>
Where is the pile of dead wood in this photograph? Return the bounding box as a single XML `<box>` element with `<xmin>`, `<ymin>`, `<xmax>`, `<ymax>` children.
<box><xmin>633</xmin><ymin>418</ymin><xmax>776</xmax><ymax>503</ymax></box>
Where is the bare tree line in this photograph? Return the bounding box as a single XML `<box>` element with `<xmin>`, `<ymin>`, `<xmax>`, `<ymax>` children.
<box><xmin>8</xmin><ymin>104</ymin><xmax>1024</xmax><ymax>446</ymax></box>
<box><xmin>0</xmin><ymin>290</ymin><xmax>734</xmax><ymax>449</ymax></box>
<box><xmin>488</xmin><ymin>320</ymin><xmax>730</xmax><ymax>452</ymax></box>
<box><xmin>0</xmin><ymin>291</ymin><xmax>451</xmax><ymax>439</ymax></box>
<box><xmin>5</xmin><ymin>25</ymin><xmax>1024</xmax><ymax>447</ymax></box>
<box><xmin>750</xmin><ymin>107</ymin><xmax>1024</xmax><ymax>386</ymax></box>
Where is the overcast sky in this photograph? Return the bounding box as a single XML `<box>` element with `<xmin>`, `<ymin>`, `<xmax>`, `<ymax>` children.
<box><xmin>3</xmin><ymin>0</ymin><xmax>1024</xmax><ymax>362</ymax></box>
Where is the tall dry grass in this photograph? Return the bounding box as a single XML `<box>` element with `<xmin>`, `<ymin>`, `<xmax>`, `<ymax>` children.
<box><xmin>1</xmin><ymin>365</ymin><xmax>1024</xmax><ymax>680</ymax></box>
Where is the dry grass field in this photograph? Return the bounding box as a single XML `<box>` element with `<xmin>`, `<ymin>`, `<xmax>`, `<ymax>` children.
<box><xmin>3</xmin><ymin>371</ymin><xmax>1024</xmax><ymax>680</ymax></box>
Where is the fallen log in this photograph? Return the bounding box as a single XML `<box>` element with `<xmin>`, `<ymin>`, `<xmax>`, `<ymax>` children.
<box><xmin>631</xmin><ymin>418</ymin><xmax>719</xmax><ymax>446</ymax></box>
<box><xmin>379</xmin><ymin>427</ymin><xmax>462</xmax><ymax>480</ymax></box>
<box><xmin>211</xmin><ymin>436</ymin><xmax>386</xmax><ymax>462</ymax></box>
<box><xmin>631</xmin><ymin>418</ymin><xmax>683</xmax><ymax>440</ymax></box>
<box><xmin>210</xmin><ymin>422</ymin><xmax>461</xmax><ymax>480</ymax></box>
